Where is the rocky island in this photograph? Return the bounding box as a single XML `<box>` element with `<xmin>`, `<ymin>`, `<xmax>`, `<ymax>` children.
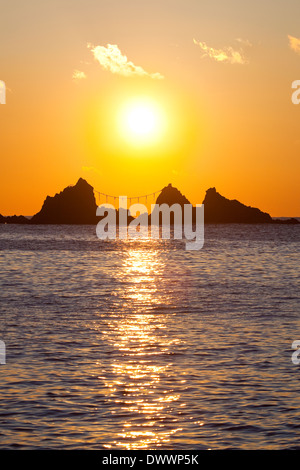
<box><xmin>0</xmin><ymin>178</ymin><xmax>298</xmax><ymax>225</ymax></box>
<box><xmin>202</xmin><ymin>187</ymin><xmax>273</xmax><ymax>224</ymax></box>
<box><xmin>30</xmin><ymin>178</ymin><xmax>98</xmax><ymax>225</ymax></box>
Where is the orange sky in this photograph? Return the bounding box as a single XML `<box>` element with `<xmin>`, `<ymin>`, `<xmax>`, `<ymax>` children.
<box><xmin>1</xmin><ymin>0</ymin><xmax>300</xmax><ymax>216</ymax></box>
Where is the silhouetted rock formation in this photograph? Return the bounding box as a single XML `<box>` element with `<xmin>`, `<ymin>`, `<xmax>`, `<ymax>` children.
<box><xmin>0</xmin><ymin>179</ymin><xmax>299</xmax><ymax>226</ymax></box>
<box><xmin>149</xmin><ymin>183</ymin><xmax>192</xmax><ymax>225</ymax></box>
<box><xmin>156</xmin><ymin>183</ymin><xmax>191</xmax><ymax>207</ymax></box>
<box><xmin>203</xmin><ymin>187</ymin><xmax>273</xmax><ymax>224</ymax></box>
<box><xmin>0</xmin><ymin>214</ymin><xmax>30</xmax><ymax>224</ymax></box>
<box><xmin>149</xmin><ymin>185</ymin><xmax>299</xmax><ymax>225</ymax></box>
<box><xmin>273</xmin><ymin>217</ymin><xmax>299</xmax><ymax>225</ymax></box>
<box><xmin>31</xmin><ymin>178</ymin><xmax>98</xmax><ymax>224</ymax></box>
<box><xmin>30</xmin><ymin>178</ymin><xmax>134</xmax><ymax>225</ymax></box>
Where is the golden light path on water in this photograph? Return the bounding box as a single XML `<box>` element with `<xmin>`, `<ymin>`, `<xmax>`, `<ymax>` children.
<box><xmin>2</xmin><ymin>225</ymin><xmax>300</xmax><ymax>449</ymax></box>
<box><xmin>97</xmin><ymin>243</ymin><xmax>185</xmax><ymax>449</ymax></box>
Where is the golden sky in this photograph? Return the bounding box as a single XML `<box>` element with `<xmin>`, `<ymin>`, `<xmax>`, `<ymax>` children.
<box><xmin>1</xmin><ymin>0</ymin><xmax>300</xmax><ymax>216</ymax></box>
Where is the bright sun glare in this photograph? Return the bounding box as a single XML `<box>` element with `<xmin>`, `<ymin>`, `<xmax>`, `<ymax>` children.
<box><xmin>118</xmin><ymin>98</ymin><xmax>165</xmax><ymax>145</ymax></box>
<box><xmin>127</xmin><ymin>106</ymin><xmax>156</xmax><ymax>136</ymax></box>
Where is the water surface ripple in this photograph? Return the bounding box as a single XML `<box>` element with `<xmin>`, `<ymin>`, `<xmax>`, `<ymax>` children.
<box><xmin>0</xmin><ymin>224</ymin><xmax>300</xmax><ymax>449</ymax></box>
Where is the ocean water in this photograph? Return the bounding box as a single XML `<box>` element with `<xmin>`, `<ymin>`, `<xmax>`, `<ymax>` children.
<box><xmin>0</xmin><ymin>223</ymin><xmax>300</xmax><ymax>450</ymax></box>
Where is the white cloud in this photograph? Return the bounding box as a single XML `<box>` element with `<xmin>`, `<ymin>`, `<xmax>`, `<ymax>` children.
<box><xmin>88</xmin><ymin>43</ymin><xmax>164</xmax><ymax>79</ymax></box>
<box><xmin>288</xmin><ymin>35</ymin><xmax>300</xmax><ymax>55</ymax></box>
<box><xmin>193</xmin><ymin>39</ymin><xmax>249</xmax><ymax>64</ymax></box>
<box><xmin>236</xmin><ymin>38</ymin><xmax>253</xmax><ymax>47</ymax></box>
<box><xmin>72</xmin><ymin>70</ymin><xmax>87</xmax><ymax>80</ymax></box>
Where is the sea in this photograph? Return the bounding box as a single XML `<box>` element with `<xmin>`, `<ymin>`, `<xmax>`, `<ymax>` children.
<box><xmin>0</xmin><ymin>223</ymin><xmax>300</xmax><ymax>450</ymax></box>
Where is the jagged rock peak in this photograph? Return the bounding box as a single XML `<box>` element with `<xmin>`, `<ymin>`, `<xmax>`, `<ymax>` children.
<box><xmin>156</xmin><ymin>183</ymin><xmax>191</xmax><ymax>206</ymax></box>
<box><xmin>30</xmin><ymin>177</ymin><xmax>97</xmax><ymax>224</ymax></box>
<box><xmin>203</xmin><ymin>187</ymin><xmax>273</xmax><ymax>224</ymax></box>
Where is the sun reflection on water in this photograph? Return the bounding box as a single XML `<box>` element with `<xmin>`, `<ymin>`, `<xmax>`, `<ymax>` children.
<box><xmin>99</xmin><ymin>246</ymin><xmax>184</xmax><ymax>449</ymax></box>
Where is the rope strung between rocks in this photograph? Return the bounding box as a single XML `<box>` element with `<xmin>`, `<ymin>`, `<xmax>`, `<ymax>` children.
<box><xmin>94</xmin><ymin>188</ymin><xmax>164</xmax><ymax>204</ymax></box>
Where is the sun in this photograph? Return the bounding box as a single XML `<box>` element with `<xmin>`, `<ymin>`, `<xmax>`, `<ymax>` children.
<box><xmin>127</xmin><ymin>106</ymin><xmax>156</xmax><ymax>137</ymax></box>
<box><xmin>118</xmin><ymin>98</ymin><xmax>166</xmax><ymax>145</ymax></box>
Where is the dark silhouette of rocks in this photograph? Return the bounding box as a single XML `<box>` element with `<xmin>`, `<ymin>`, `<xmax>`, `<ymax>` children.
<box><xmin>30</xmin><ymin>178</ymin><xmax>133</xmax><ymax>225</ymax></box>
<box><xmin>0</xmin><ymin>178</ymin><xmax>299</xmax><ymax>225</ymax></box>
<box><xmin>202</xmin><ymin>187</ymin><xmax>274</xmax><ymax>224</ymax></box>
<box><xmin>273</xmin><ymin>217</ymin><xmax>299</xmax><ymax>225</ymax></box>
<box><xmin>156</xmin><ymin>183</ymin><xmax>191</xmax><ymax>207</ymax></box>
<box><xmin>151</xmin><ymin>184</ymin><xmax>277</xmax><ymax>225</ymax></box>
<box><xmin>31</xmin><ymin>178</ymin><xmax>98</xmax><ymax>224</ymax></box>
<box><xmin>150</xmin><ymin>183</ymin><xmax>191</xmax><ymax>224</ymax></box>
<box><xmin>0</xmin><ymin>214</ymin><xmax>30</xmax><ymax>224</ymax></box>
